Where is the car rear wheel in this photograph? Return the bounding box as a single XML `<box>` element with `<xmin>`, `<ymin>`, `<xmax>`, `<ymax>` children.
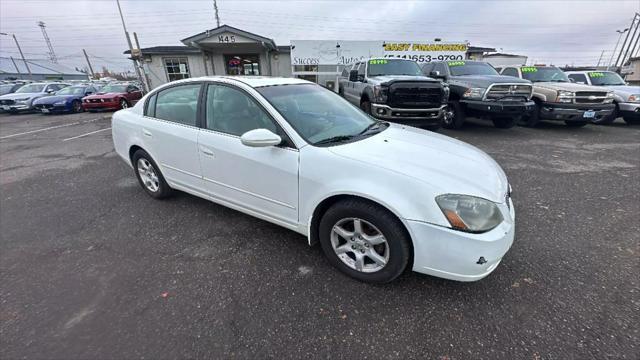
<box><xmin>492</xmin><ymin>116</ymin><xmax>517</xmax><ymax>129</ymax></box>
<box><xmin>120</xmin><ymin>99</ymin><xmax>129</xmax><ymax>109</ymax></box>
<box><xmin>132</xmin><ymin>150</ymin><xmax>173</xmax><ymax>199</ymax></box>
<box><xmin>519</xmin><ymin>103</ymin><xmax>541</xmax><ymax>127</ymax></box>
<box><xmin>319</xmin><ymin>198</ymin><xmax>411</xmax><ymax>283</ymax></box>
<box><xmin>443</xmin><ymin>101</ymin><xmax>465</xmax><ymax>129</ymax></box>
<box><xmin>72</xmin><ymin>100</ymin><xmax>83</xmax><ymax>113</ymax></box>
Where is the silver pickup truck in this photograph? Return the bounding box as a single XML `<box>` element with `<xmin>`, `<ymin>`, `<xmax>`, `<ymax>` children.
<box><xmin>338</xmin><ymin>58</ymin><xmax>448</xmax><ymax>131</ymax></box>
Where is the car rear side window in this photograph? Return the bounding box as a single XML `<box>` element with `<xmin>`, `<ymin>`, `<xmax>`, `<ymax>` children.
<box><xmin>205</xmin><ymin>84</ymin><xmax>277</xmax><ymax>137</ymax></box>
<box><xmin>153</xmin><ymin>84</ymin><xmax>201</xmax><ymax>126</ymax></box>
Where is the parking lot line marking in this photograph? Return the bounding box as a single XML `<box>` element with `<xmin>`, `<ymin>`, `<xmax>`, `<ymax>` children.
<box><xmin>0</xmin><ymin>117</ymin><xmax>105</xmax><ymax>140</ymax></box>
<box><xmin>62</xmin><ymin>127</ymin><xmax>112</xmax><ymax>142</ymax></box>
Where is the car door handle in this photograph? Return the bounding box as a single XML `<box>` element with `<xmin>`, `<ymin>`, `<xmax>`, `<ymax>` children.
<box><xmin>142</xmin><ymin>129</ymin><xmax>152</xmax><ymax>137</ymax></box>
<box><xmin>200</xmin><ymin>147</ymin><xmax>214</xmax><ymax>156</ymax></box>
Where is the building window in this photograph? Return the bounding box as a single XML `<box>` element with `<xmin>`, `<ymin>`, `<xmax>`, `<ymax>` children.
<box><xmin>224</xmin><ymin>54</ymin><xmax>260</xmax><ymax>75</ymax></box>
<box><xmin>164</xmin><ymin>58</ymin><xmax>190</xmax><ymax>82</ymax></box>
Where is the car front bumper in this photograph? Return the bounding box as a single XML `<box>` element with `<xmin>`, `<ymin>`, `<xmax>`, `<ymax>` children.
<box><xmin>461</xmin><ymin>100</ymin><xmax>536</xmax><ymax>116</ymax></box>
<box><xmin>407</xmin><ymin>197</ymin><xmax>515</xmax><ymax>282</ymax></box>
<box><xmin>34</xmin><ymin>104</ymin><xmax>71</xmax><ymax>113</ymax></box>
<box><xmin>539</xmin><ymin>102</ymin><xmax>615</xmax><ymax>122</ymax></box>
<box><xmin>82</xmin><ymin>101</ymin><xmax>120</xmax><ymax>110</ymax></box>
<box><xmin>618</xmin><ymin>102</ymin><xmax>640</xmax><ymax>119</ymax></box>
<box><xmin>1</xmin><ymin>103</ymin><xmax>32</xmax><ymax>112</ymax></box>
<box><xmin>371</xmin><ymin>103</ymin><xmax>446</xmax><ymax>126</ymax></box>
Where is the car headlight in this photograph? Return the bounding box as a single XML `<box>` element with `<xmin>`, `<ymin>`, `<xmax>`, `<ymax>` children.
<box><xmin>462</xmin><ymin>88</ymin><xmax>486</xmax><ymax>99</ymax></box>
<box><xmin>14</xmin><ymin>97</ymin><xmax>30</xmax><ymax>102</ymax></box>
<box><xmin>436</xmin><ymin>194</ymin><xmax>504</xmax><ymax>233</ymax></box>
<box><xmin>372</xmin><ymin>85</ymin><xmax>388</xmax><ymax>103</ymax></box>
<box><xmin>628</xmin><ymin>94</ymin><xmax>640</xmax><ymax>103</ymax></box>
<box><xmin>556</xmin><ymin>90</ymin><xmax>574</xmax><ymax>103</ymax></box>
<box><xmin>442</xmin><ymin>84</ymin><xmax>450</xmax><ymax>102</ymax></box>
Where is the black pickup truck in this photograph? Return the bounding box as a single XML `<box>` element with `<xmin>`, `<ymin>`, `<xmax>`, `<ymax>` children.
<box><xmin>421</xmin><ymin>61</ymin><xmax>535</xmax><ymax>129</ymax></box>
<box><xmin>339</xmin><ymin>58</ymin><xmax>449</xmax><ymax>131</ymax></box>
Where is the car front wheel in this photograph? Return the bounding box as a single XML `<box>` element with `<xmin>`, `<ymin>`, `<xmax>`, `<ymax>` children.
<box><xmin>319</xmin><ymin>199</ymin><xmax>411</xmax><ymax>283</ymax></box>
<box><xmin>132</xmin><ymin>150</ymin><xmax>173</xmax><ymax>199</ymax></box>
<box><xmin>443</xmin><ymin>101</ymin><xmax>465</xmax><ymax>129</ymax></box>
<box><xmin>120</xmin><ymin>98</ymin><xmax>129</xmax><ymax>109</ymax></box>
<box><xmin>72</xmin><ymin>100</ymin><xmax>83</xmax><ymax>113</ymax></box>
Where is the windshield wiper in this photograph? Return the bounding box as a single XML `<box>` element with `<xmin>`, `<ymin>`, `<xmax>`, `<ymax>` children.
<box><xmin>314</xmin><ymin>135</ymin><xmax>356</xmax><ymax>146</ymax></box>
<box><xmin>358</xmin><ymin>121</ymin><xmax>387</xmax><ymax>135</ymax></box>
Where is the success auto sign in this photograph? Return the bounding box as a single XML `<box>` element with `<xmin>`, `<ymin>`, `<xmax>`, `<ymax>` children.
<box><xmin>383</xmin><ymin>42</ymin><xmax>467</xmax><ymax>63</ymax></box>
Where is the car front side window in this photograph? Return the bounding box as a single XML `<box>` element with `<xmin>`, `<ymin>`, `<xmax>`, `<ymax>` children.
<box><xmin>153</xmin><ymin>84</ymin><xmax>201</xmax><ymax>127</ymax></box>
<box><xmin>205</xmin><ymin>84</ymin><xmax>277</xmax><ymax>137</ymax></box>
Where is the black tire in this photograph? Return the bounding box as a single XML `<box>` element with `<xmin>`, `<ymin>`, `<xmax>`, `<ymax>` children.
<box><xmin>623</xmin><ymin>116</ymin><xmax>640</xmax><ymax>125</ymax></box>
<box><xmin>319</xmin><ymin>198</ymin><xmax>411</xmax><ymax>283</ymax></box>
<box><xmin>338</xmin><ymin>87</ymin><xmax>344</xmax><ymax>98</ymax></box>
<box><xmin>71</xmin><ymin>100</ymin><xmax>83</xmax><ymax>113</ymax></box>
<box><xmin>519</xmin><ymin>102</ymin><xmax>541</xmax><ymax>127</ymax></box>
<box><xmin>594</xmin><ymin>104</ymin><xmax>618</xmax><ymax>125</ymax></box>
<box><xmin>119</xmin><ymin>98</ymin><xmax>129</xmax><ymax>109</ymax></box>
<box><xmin>360</xmin><ymin>99</ymin><xmax>372</xmax><ymax>115</ymax></box>
<box><xmin>131</xmin><ymin>149</ymin><xmax>173</xmax><ymax>199</ymax></box>
<box><xmin>492</xmin><ymin>117</ymin><xmax>517</xmax><ymax>129</ymax></box>
<box><xmin>443</xmin><ymin>101</ymin><xmax>465</xmax><ymax>129</ymax></box>
<box><xmin>565</xmin><ymin>121</ymin><xmax>588</xmax><ymax>127</ymax></box>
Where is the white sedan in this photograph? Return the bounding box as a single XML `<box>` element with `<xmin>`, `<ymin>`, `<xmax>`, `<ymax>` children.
<box><xmin>112</xmin><ymin>76</ymin><xmax>514</xmax><ymax>283</ymax></box>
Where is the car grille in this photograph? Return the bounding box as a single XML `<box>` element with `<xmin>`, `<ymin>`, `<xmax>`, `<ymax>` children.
<box><xmin>484</xmin><ymin>84</ymin><xmax>532</xmax><ymax>101</ymax></box>
<box><xmin>0</xmin><ymin>99</ymin><xmax>16</xmax><ymax>105</ymax></box>
<box><xmin>89</xmin><ymin>99</ymin><xmax>102</xmax><ymax>103</ymax></box>
<box><xmin>574</xmin><ymin>91</ymin><xmax>607</xmax><ymax>104</ymax></box>
<box><xmin>387</xmin><ymin>82</ymin><xmax>443</xmax><ymax>109</ymax></box>
<box><xmin>35</xmin><ymin>104</ymin><xmax>54</xmax><ymax>109</ymax></box>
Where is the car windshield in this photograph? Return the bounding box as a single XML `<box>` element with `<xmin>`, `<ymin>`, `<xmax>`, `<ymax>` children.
<box><xmin>15</xmin><ymin>84</ymin><xmax>46</xmax><ymax>93</ymax></box>
<box><xmin>521</xmin><ymin>67</ymin><xmax>569</xmax><ymax>82</ymax></box>
<box><xmin>588</xmin><ymin>72</ymin><xmax>626</xmax><ymax>86</ymax></box>
<box><xmin>257</xmin><ymin>84</ymin><xmax>387</xmax><ymax>146</ymax></box>
<box><xmin>100</xmin><ymin>84</ymin><xmax>128</xmax><ymax>93</ymax></box>
<box><xmin>0</xmin><ymin>84</ymin><xmax>16</xmax><ymax>95</ymax></box>
<box><xmin>449</xmin><ymin>62</ymin><xmax>499</xmax><ymax>76</ymax></box>
<box><xmin>367</xmin><ymin>59</ymin><xmax>423</xmax><ymax>77</ymax></box>
<box><xmin>56</xmin><ymin>86</ymin><xmax>87</xmax><ymax>95</ymax></box>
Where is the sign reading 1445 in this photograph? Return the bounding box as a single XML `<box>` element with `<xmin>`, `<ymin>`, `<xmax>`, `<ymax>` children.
<box><xmin>217</xmin><ymin>35</ymin><xmax>236</xmax><ymax>43</ymax></box>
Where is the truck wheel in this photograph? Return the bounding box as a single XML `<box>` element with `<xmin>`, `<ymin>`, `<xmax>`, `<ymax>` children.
<box><xmin>338</xmin><ymin>87</ymin><xmax>344</xmax><ymax>97</ymax></box>
<box><xmin>594</xmin><ymin>104</ymin><xmax>618</xmax><ymax>125</ymax></box>
<box><xmin>519</xmin><ymin>103</ymin><xmax>541</xmax><ymax>127</ymax></box>
<box><xmin>443</xmin><ymin>101</ymin><xmax>465</xmax><ymax>129</ymax></box>
<box><xmin>360</xmin><ymin>100</ymin><xmax>372</xmax><ymax>115</ymax></box>
<box><xmin>623</xmin><ymin>116</ymin><xmax>640</xmax><ymax>125</ymax></box>
<box><xmin>492</xmin><ymin>117</ymin><xmax>517</xmax><ymax>129</ymax></box>
<box><xmin>565</xmin><ymin>121</ymin><xmax>588</xmax><ymax>127</ymax></box>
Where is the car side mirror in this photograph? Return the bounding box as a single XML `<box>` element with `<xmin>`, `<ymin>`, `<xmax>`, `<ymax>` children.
<box><xmin>349</xmin><ymin>70</ymin><xmax>359</xmax><ymax>82</ymax></box>
<box><xmin>569</xmin><ymin>78</ymin><xmax>575</xmax><ymax>83</ymax></box>
<box><xmin>240</xmin><ymin>128</ymin><xmax>282</xmax><ymax>147</ymax></box>
<box><xmin>47</xmin><ymin>89</ymin><xmax>55</xmax><ymax>94</ymax></box>
<box><xmin>430</xmin><ymin>70</ymin><xmax>444</xmax><ymax>79</ymax></box>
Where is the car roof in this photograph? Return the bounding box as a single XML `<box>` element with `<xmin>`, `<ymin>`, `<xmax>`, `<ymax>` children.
<box><xmin>565</xmin><ymin>70</ymin><xmax>612</xmax><ymax>74</ymax></box>
<box><xmin>168</xmin><ymin>76</ymin><xmax>312</xmax><ymax>88</ymax></box>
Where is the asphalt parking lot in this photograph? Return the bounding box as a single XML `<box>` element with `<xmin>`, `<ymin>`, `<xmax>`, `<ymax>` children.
<box><xmin>0</xmin><ymin>111</ymin><xmax>638</xmax><ymax>359</ymax></box>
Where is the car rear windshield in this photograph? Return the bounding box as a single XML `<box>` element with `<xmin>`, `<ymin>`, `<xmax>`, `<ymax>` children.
<box><xmin>521</xmin><ymin>67</ymin><xmax>569</xmax><ymax>82</ymax></box>
<box><xmin>15</xmin><ymin>84</ymin><xmax>46</xmax><ymax>93</ymax></box>
<box><xmin>367</xmin><ymin>59</ymin><xmax>423</xmax><ymax>77</ymax></box>
<box><xmin>448</xmin><ymin>62</ymin><xmax>499</xmax><ymax>76</ymax></box>
<box><xmin>587</xmin><ymin>72</ymin><xmax>625</xmax><ymax>86</ymax></box>
<box><xmin>100</xmin><ymin>84</ymin><xmax>128</xmax><ymax>93</ymax></box>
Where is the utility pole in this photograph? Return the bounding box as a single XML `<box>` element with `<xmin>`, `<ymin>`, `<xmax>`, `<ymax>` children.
<box><xmin>608</xmin><ymin>28</ymin><xmax>629</xmax><ymax>70</ymax></box>
<box><xmin>1</xmin><ymin>33</ymin><xmax>33</xmax><ymax>79</ymax></box>
<box><xmin>133</xmin><ymin>32</ymin><xmax>151</xmax><ymax>91</ymax></box>
<box><xmin>213</xmin><ymin>0</ymin><xmax>220</xmax><ymax>27</ymax></box>
<box><xmin>116</xmin><ymin>0</ymin><xmax>145</xmax><ymax>89</ymax></box>
<box><xmin>37</xmin><ymin>21</ymin><xmax>57</xmax><ymax>63</ymax></box>
<box><xmin>82</xmin><ymin>49</ymin><xmax>95</xmax><ymax>79</ymax></box>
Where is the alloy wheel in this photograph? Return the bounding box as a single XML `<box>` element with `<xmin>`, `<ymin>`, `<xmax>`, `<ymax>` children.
<box><xmin>137</xmin><ymin>158</ymin><xmax>159</xmax><ymax>192</ymax></box>
<box><xmin>120</xmin><ymin>99</ymin><xmax>128</xmax><ymax>109</ymax></box>
<box><xmin>443</xmin><ymin>106</ymin><xmax>455</xmax><ymax>125</ymax></box>
<box><xmin>330</xmin><ymin>218</ymin><xmax>389</xmax><ymax>273</ymax></box>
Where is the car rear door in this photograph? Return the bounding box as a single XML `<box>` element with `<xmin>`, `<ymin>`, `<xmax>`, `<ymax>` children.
<box><xmin>141</xmin><ymin>83</ymin><xmax>205</xmax><ymax>193</ymax></box>
<box><xmin>197</xmin><ymin>82</ymin><xmax>299</xmax><ymax>227</ymax></box>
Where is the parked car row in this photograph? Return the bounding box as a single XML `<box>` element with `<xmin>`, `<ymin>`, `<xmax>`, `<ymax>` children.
<box><xmin>338</xmin><ymin>58</ymin><xmax>640</xmax><ymax>130</ymax></box>
<box><xmin>0</xmin><ymin>81</ymin><xmax>143</xmax><ymax>114</ymax></box>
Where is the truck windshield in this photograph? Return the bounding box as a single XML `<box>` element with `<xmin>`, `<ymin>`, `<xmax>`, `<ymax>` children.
<box><xmin>367</xmin><ymin>59</ymin><xmax>423</xmax><ymax>77</ymax></box>
<box><xmin>521</xmin><ymin>67</ymin><xmax>569</xmax><ymax>82</ymax></box>
<box><xmin>257</xmin><ymin>83</ymin><xmax>387</xmax><ymax>146</ymax></box>
<box><xmin>588</xmin><ymin>72</ymin><xmax>626</xmax><ymax>86</ymax></box>
<box><xmin>449</xmin><ymin>62</ymin><xmax>499</xmax><ymax>76</ymax></box>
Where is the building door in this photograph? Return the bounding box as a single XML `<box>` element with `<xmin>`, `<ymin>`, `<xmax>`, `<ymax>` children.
<box><xmin>224</xmin><ymin>54</ymin><xmax>260</xmax><ymax>75</ymax></box>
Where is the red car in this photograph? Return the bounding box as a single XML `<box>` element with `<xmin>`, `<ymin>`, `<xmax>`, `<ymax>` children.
<box><xmin>82</xmin><ymin>83</ymin><xmax>143</xmax><ymax>112</ymax></box>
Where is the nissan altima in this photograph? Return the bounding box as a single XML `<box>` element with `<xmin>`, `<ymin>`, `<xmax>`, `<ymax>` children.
<box><xmin>112</xmin><ymin>76</ymin><xmax>515</xmax><ymax>283</ymax></box>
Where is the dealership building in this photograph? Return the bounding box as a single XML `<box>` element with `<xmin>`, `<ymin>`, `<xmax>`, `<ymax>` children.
<box><xmin>127</xmin><ymin>25</ymin><xmax>496</xmax><ymax>89</ymax></box>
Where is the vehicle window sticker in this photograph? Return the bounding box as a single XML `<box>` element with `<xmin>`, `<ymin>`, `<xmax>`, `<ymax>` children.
<box><xmin>588</xmin><ymin>72</ymin><xmax>605</xmax><ymax>78</ymax></box>
<box><xmin>521</xmin><ymin>67</ymin><xmax>538</xmax><ymax>73</ymax></box>
<box><xmin>369</xmin><ymin>59</ymin><xmax>387</xmax><ymax>65</ymax></box>
<box><xmin>448</xmin><ymin>61</ymin><xmax>465</xmax><ymax>67</ymax></box>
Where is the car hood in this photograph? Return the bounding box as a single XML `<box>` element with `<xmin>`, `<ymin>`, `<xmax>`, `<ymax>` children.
<box><xmin>33</xmin><ymin>95</ymin><xmax>75</xmax><ymax>104</ymax></box>
<box><xmin>87</xmin><ymin>92</ymin><xmax>124</xmax><ymax>99</ymax></box>
<box><xmin>601</xmin><ymin>84</ymin><xmax>640</xmax><ymax>95</ymax></box>
<box><xmin>368</xmin><ymin>75</ymin><xmax>440</xmax><ymax>85</ymax></box>
<box><xmin>0</xmin><ymin>92</ymin><xmax>43</xmax><ymax>100</ymax></box>
<box><xmin>533</xmin><ymin>82</ymin><xmax>605</xmax><ymax>92</ymax></box>
<box><xmin>327</xmin><ymin>124</ymin><xmax>509</xmax><ymax>203</ymax></box>
<box><xmin>450</xmin><ymin>75</ymin><xmax>531</xmax><ymax>87</ymax></box>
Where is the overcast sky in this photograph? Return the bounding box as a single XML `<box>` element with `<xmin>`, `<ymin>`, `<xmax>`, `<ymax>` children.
<box><xmin>1</xmin><ymin>0</ymin><xmax>638</xmax><ymax>74</ymax></box>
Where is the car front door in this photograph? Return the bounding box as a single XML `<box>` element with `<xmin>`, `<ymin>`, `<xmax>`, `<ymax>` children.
<box><xmin>197</xmin><ymin>83</ymin><xmax>299</xmax><ymax>226</ymax></box>
<box><xmin>344</xmin><ymin>63</ymin><xmax>359</xmax><ymax>104</ymax></box>
<box><xmin>142</xmin><ymin>83</ymin><xmax>204</xmax><ymax>193</ymax></box>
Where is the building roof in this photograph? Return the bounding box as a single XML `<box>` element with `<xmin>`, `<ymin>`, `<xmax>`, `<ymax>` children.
<box><xmin>181</xmin><ymin>24</ymin><xmax>277</xmax><ymax>49</ymax></box>
<box><xmin>0</xmin><ymin>57</ymin><xmax>87</xmax><ymax>76</ymax></box>
<box><xmin>483</xmin><ymin>53</ymin><xmax>527</xmax><ymax>58</ymax></box>
<box><xmin>467</xmin><ymin>46</ymin><xmax>497</xmax><ymax>54</ymax></box>
<box><xmin>123</xmin><ymin>46</ymin><xmax>201</xmax><ymax>55</ymax></box>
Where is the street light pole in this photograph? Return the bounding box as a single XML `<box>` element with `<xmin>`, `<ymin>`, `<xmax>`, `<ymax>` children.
<box><xmin>608</xmin><ymin>28</ymin><xmax>629</xmax><ymax>70</ymax></box>
<box><xmin>1</xmin><ymin>32</ymin><xmax>33</xmax><ymax>79</ymax></box>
